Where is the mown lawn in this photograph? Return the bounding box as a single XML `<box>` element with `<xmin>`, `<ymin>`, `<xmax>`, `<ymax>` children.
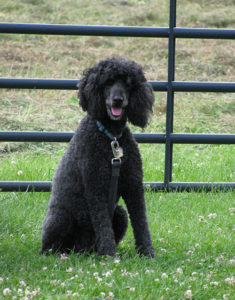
<box><xmin>0</xmin><ymin>189</ymin><xmax>234</xmax><ymax>299</ymax></box>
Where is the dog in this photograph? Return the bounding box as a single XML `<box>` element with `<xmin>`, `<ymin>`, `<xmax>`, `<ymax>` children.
<box><xmin>40</xmin><ymin>57</ymin><xmax>155</xmax><ymax>257</ymax></box>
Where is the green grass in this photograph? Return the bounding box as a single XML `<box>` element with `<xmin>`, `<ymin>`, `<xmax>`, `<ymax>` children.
<box><xmin>0</xmin><ymin>146</ymin><xmax>234</xmax><ymax>299</ymax></box>
<box><xmin>0</xmin><ymin>0</ymin><xmax>235</xmax><ymax>299</ymax></box>
<box><xmin>0</xmin><ymin>190</ymin><xmax>234</xmax><ymax>299</ymax></box>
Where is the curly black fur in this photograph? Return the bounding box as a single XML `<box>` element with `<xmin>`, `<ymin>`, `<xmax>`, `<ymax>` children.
<box><xmin>40</xmin><ymin>57</ymin><xmax>155</xmax><ymax>257</ymax></box>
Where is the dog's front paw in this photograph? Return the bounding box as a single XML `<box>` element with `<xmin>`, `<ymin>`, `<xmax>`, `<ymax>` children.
<box><xmin>96</xmin><ymin>236</ymin><xmax>116</xmax><ymax>257</ymax></box>
<box><xmin>137</xmin><ymin>245</ymin><xmax>155</xmax><ymax>258</ymax></box>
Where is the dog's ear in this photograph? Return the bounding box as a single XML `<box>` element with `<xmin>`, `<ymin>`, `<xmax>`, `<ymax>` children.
<box><xmin>77</xmin><ymin>70</ymin><xmax>91</xmax><ymax>112</ymax></box>
<box><xmin>78</xmin><ymin>69</ymin><xmax>105</xmax><ymax>118</ymax></box>
<box><xmin>127</xmin><ymin>82</ymin><xmax>155</xmax><ymax>128</ymax></box>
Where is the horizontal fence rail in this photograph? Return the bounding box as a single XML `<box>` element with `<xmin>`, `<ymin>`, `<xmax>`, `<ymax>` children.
<box><xmin>0</xmin><ymin>181</ymin><xmax>234</xmax><ymax>193</ymax></box>
<box><xmin>0</xmin><ymin>78</ymin><xmax>235</xmax><ymax>92</ymax></box>
<box><xmin>1</xmin><ymin>23</ymin><xmax>235</xmax><ymax>39</ymax></box>
<box><xmin>1</xmin><ymin>132</ymin><xmax>235</xmax><ymax>144</ymax></box>
<box><xmin>0</xmin><ymin>0</ymin><xmax>234</xmax><ymax>192</ymax></box>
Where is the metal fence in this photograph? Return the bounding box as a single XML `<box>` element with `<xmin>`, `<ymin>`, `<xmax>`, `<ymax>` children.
<box><xmin>0</xmin><ymin>0</ymin><xmax>235</xmax><ymax>192</ymax></box>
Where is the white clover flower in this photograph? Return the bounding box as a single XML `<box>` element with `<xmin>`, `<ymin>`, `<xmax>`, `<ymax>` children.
<box><xmin>160</xmin><ymin>248</ymin><xmax>167</xmax><ymax>253</ymax></box>
<box><xmin>3</xmin><ymin>288</ymin><xmax>12</xmax><ymax>296</ymax></box>
<box><xmin>216</xmin><ymin>255</ymin><xmax>224</xmax><ymax>262</ymax></box>
<box><xmin>176</xmin><ymin>268</ymin><xmax>183</xmax><ymax>275</ymax></box>
<box><xmin>198</xmin><ymin>216</ymin><xmax>205</xmax><ymax>222</ymax></box>
<box><xmin>210</xmin><ymin>281</ymin><xmax>219</xmax><ymax>287</ymax></box>
<box><xmin>208</xmin><ymin>213</ymin><xmax>217</xmax><ymax>219</ymax></box>
<box><xmin>184</xmin><ymin>289</ymin><xmax>192</xmax><ymax>298</ymax></box>
<box><xmin>194</xmin><ymin>243</ymin><xmax>201</xmax><ymax>249</ymax></box>
<box><xmin>72</xmin><ymin>293</ymin><xmax>79</xmax><ymax>297</ymax></box>
<box><xmin>17</xmin><ymin>288</ymin><xmax>23</xmax><ymax>296</ymax></box>
<box><xmin>207</xmin><ymin>271</ymin><xmax>214</xmax><ymax>279</ymax></box>
<box><xmin>20</xmin><ymin>280</ymin><xmax>27</xmax><ymax>286</ymax></box>
<box><xmin>223</xmin><ymin>293</ymin><xmax>230</xmax><ymax>299</ymax></box>
<box><xmin>106</xmin><ymin>282</ymin><xmax>113</xmax><ymax>287</ymax></box>
<box><xmin>187</xmin><ymin>250</ymin><xmax>193</xmax><ymax>255</ymax></box>
<box><xmin>108</xmin><ymin>292</ymin><xmax>114</xmax><ymax>298</ymax></box>
<box><xmin>17</xmin><ymin>170</ymin><xmax>23</xmax><ymax>175</ymax></box>
<box><xmin>100</xmin><ymin>292</ymin><xmax>106</xmax><ymax>297</ymax></box>
<box><xmin>190</xmin><ymin>277</ymin><xmax>196</xmax><ymax>282</ymax></box>
<box><xmin>50</xmin><ymin>280</ymin><xmax>59</xmax><ymax>286</ymax></box>
<box><xmin>130</xmin><ymin>272</ymin><xmax>138</xmax><ymax>278</ymax></box>
<box><xmin>229</xmin><ymin>258</ymin><xmax>235</xmax><ymax>266</ymax></box>
<box><xmin>61</xmin><ymin>253</ymin><xmax>68</xmax><ymax>261</ymax></box>
<box><xmin>159</xmin><ymin>238</ymin><xmax>164</xmax><ymax>243</ymax></box>
<box><xmin>32</xmin><ymin>289</ymin><xmax>40</xmax><ymax>296</ymax></box>
<box><xmin>161</xmin><ymin>272</ymin><xmax>168</xmax><ymax>279</ymax></box>
<box><xmin>121</xmin><ymin>271</ymin><xmax>128</xmax><ymax>277</ymax></box>
<box><xmin>66</xmin><ymin>290</ymin><xmax>72</xmax><ymax>298</ymax></box>
<box><xmin>114</xmin><ymin>259</ymin><xmax>120</xmax><ymax>265</ymax></box>
<box><xmin>129</xmin><ymin>287</ymin><xmax>135</xmax><ymax>291</ymax></box>
<box><xmin>155</xmin><ymin>278</ymin><xmax>160</xmax><ymax>282</ymax></box>
<box><xmin>25</xmin><ymin>288</ymin><xmax>32</xmax><ymax>296</ymax></box>
<box><xmin>224</xmin><ymin>276</ymin><xmax>235</xmax><ymax>285</ymax></box>
<box><xmin>66</xmin><ymin>267</ymin><xmax>73</xmax><ymax>273</ymax></box>
<box><xmin>43</xmin><ymin>266</ymin><xmax>48</xmax><ymax>271</ymax></box>
<box><xmin>104</xmin><ymin>270</ymin><xmax>113</xmax><ymax>277</ymax></box>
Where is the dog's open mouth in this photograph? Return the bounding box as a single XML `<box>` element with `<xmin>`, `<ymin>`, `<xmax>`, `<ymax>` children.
<box><xmin>111</xmin><ymin>107</ymin><xmax>123</xmax><ymax>117</ymax></box>
<box><xmin>107</xmin><ymin>105</ymin><xmax>125</xmax><ymax>121</ymax></box>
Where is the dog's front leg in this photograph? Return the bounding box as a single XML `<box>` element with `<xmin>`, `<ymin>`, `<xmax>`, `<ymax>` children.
<box><xmin>84</xmin><ymin>191</ymin><xmax>116</xmax><ymax>257</ymax></box>
<box><xmin>123</xmin><ymin>185</ymin><xmax>155</xmax><ymax>258</ymax></box>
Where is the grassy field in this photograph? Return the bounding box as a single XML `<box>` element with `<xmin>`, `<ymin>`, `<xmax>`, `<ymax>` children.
<box><xmin>0</xmin><ymin>0</ymin><xmax>235</xmax><ymax>299</ymax></box>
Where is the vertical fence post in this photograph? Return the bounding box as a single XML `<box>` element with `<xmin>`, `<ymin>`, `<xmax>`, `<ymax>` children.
<box><xmin>164</xmin><ymin>0</ymin><xmax>177</xmax><ymax>189</ymax></box>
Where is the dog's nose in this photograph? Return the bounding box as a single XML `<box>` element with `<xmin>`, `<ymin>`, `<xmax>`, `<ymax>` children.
<box><xmin>113</xmin><ymin>95</ymin><xmax>124</xmax><ymax>104</ymax></box>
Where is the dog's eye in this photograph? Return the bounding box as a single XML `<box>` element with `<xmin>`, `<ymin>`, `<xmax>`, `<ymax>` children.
<box><xmin>106</xmin><ymin>79</ymin><xmax>114</xmax><ymax>86</ymax></box>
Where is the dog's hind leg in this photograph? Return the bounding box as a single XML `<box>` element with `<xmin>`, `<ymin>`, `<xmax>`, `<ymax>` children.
<box><xmin>113</xmin><ymin>205</ymin><xmax>128</xmax><ymax>245</ymax></box>
<box><xmin>40</xmin><ymin>208</ymin><xmax>74</xmax><ymax>254</ymax></box>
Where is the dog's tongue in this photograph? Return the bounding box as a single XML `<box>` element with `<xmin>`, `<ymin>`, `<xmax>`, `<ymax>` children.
<box><xmin>111</xmin><ymin>107</ymin><xmax>123</xmax><ymax>116</ymax></box>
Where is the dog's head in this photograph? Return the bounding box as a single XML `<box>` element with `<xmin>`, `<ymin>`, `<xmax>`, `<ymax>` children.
<box><xmin>78</xmin><ymin>57</ymin><xmax>155</xmax><ymax>128</ymax></box>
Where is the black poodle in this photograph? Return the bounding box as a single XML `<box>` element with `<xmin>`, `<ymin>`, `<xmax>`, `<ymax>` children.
<box><xmin>40</xmin><ymin>57</ymin><xmax>155</xmax><ymax>257</ymax></box>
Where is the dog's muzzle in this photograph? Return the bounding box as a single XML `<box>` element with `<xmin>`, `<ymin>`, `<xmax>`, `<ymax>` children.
<box><xmin>110</xmin><ymin>96</ymin><xmax>124</xmax><ymax>117</ymax></box>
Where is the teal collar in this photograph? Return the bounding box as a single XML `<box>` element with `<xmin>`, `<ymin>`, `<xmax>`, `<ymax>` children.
<box><xmin>96</xmin><ymin>121</ymin><xmax>123</xmax><ymax>140</ymax></box>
